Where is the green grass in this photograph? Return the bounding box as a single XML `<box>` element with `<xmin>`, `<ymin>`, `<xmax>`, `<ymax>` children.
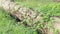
<box><xmin>0</xmin><ymin>8</ymin><xmax>37</xmax><ymax>34</ymax></box>
<box><xmin>0</xmin><ymin>0</ymin><xmax>60</xmax><ymax>34</ymax></box>
<box><xmin>14</xmin><ymin>0</ymin><xmax>60</xmax><ymax>21</ymax></box>
<box><xmin>14</xmin><ymin>0</ymin><xmax>60</xmax><ymax>34</ymax></box>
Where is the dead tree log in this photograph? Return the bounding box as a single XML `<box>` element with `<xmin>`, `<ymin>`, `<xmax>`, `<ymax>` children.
<box><xmin>0</xmin><ymin>0</ymin><xmax>43</xmax><ymax>27</ymax></box>
<box><xmin>0</xmin><ymin>0</ymin><xmax>60</xmax><ymax>34</ymax></box>
<box><xmin>0</xmin><ymin>0</ymin><xmax>42</xmax><ymax>22</ymax></box>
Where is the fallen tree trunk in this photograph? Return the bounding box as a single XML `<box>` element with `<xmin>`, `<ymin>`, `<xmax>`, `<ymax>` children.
<box><xmin>0</xmin><ymin>0</ymin><xmax>60</xmax><ymax>34</ymax></box>
<box><xmin>0</xmin><ymin>0</ymin><xmax>42</xmax><ymax>22</ymax></box>
<box><xmin>0</xmin><ymin>0</ymin><xmax>43</xmax><ymax>27</ymax></box>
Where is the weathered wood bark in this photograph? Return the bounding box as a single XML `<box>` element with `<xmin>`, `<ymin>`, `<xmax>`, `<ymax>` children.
<box><xmin>0</xmin><ymin>0</ymin><xmax>42</xmax><ymax>22</ymax></box>
<box><xmin>0</xmin><ymin>0</ymin><xmax>60</xmax><ymax>34</ymax></box>
<box><xmin>0</xmin><ymin>0</ymin><xmax>43</xmax><ymax>28</ymax></box>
